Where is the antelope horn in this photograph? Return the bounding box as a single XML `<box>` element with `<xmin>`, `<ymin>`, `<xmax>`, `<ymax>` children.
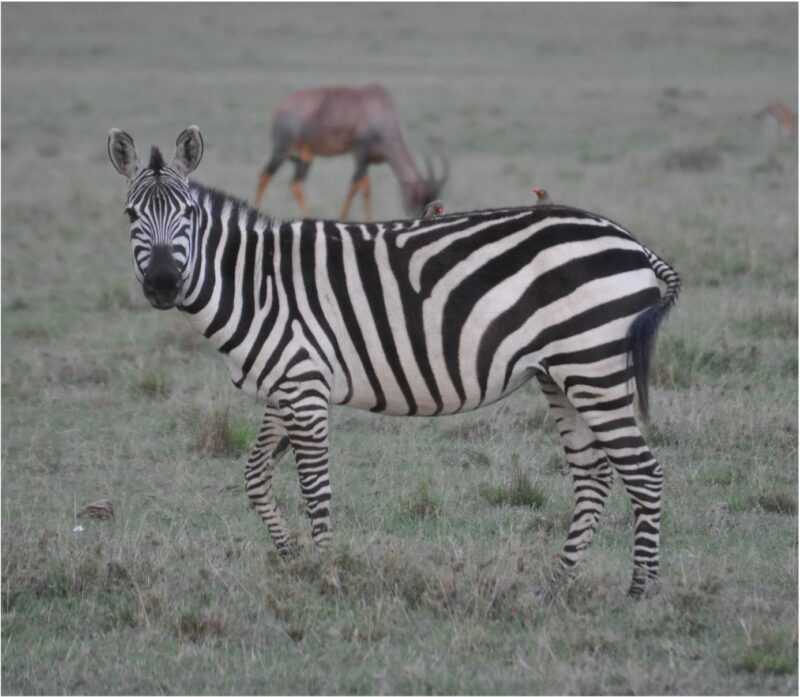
<box><xmin>424</xmin><ymin>153</ymin><xmax>449</xmax><ymax>187</ymax></box>
<box><xmin>436</xmin><ymin>153</ymin><xmax>449</xmax><ymax>187</ymax></box>
<box><xmin>423</xmin><ymin>155</ymin><xmax>435</xmax><ymax>182</ymax></box>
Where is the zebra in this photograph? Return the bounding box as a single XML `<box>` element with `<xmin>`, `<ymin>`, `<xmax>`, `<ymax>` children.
<box><xmin>108</xmin><ymin>126</ymin><xmax>680</xmax><ymax>597</ymax></box>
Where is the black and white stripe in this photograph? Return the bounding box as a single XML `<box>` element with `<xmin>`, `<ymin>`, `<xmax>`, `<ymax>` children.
<box><xmin>110</xmin><ymin>127</ymin><xmax>680</xmax><ymax>596</ymax></box>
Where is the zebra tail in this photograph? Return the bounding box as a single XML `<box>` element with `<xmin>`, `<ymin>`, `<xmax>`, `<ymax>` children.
<box><xmin>627</xmin><ymin>249</ymin><xmax>681</xmax><ymax>421</ymax></box>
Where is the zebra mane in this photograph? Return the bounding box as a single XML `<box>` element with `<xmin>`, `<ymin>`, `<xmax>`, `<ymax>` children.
<box><xmin>148</xmin><ymin>146</ymin><xmax>166</xmax><ymax>174</ymax></box>
<box><xmin>190</xmin><ymin>180</ymin><xmax>277</xmax><ymax>228</ymax></box>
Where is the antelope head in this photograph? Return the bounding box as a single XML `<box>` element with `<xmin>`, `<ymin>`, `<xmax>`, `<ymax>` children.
<box><xmin>402</xmin><ymin>153</ymin><xmax>449</xmax><ymax>218</ymax></box>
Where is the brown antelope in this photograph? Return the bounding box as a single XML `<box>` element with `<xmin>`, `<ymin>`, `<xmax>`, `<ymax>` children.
<box><xmin>252</xmin><ymin>85</ymin><xmax>448</xmax><ymax>221</ymax></box>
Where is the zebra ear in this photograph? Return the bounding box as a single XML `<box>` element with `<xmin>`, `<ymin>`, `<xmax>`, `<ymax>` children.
<box><xmin>172</xmin><ymin>125</ymin><xmax>204</xmax><ymax>178</ymax></box>
<box><xmin>108</xmin><ymin>129</ymin><xmax>140</xmax><ymax>179</ymax></box>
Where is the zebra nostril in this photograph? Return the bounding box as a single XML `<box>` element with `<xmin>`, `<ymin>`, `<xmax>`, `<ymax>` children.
<box><xmin>142</xmin><ymin>264</ymin><xmax>181</xmax><ymax>308</ymax></box>
<box><xmin>145</xmin><ymin>263</ymin><xmax>181</xmax><ymax>290</ymax></box>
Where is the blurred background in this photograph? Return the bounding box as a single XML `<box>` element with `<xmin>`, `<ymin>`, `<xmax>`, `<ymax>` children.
<box><xmin>2</xmin><ymin>4</ymin><xmax>797</xmax><ymax>695</ymax></box>
<box><xmin>3</xmin><ymin>3</ymin><xmax>797</xmax><ymax>220</ymax></box>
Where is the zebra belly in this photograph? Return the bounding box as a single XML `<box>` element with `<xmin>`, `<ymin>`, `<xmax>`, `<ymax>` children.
<box><xmin>328</xmin><ymin>300</ymin><xmax>547</xmax><ymax>417</ymax></box>
<box><xmin>333</xmin><ymin>375</ymin><xmax>535</xmax><ymax>416</ymax></box>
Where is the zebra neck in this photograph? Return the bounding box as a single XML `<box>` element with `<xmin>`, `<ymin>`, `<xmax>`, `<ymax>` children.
<box><xmin>179</xmin><ymin>182</ymin><xmax>281</xmax><ymax>355</ymax></box>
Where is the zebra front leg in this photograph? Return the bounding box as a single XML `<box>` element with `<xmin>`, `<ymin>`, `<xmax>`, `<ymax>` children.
<box><xmin>281</xmin><ymin>399</ymin><xmax>333</xmax><ymax>550</ymax></box>
<box><xmin>537</xmin><ymin>373</ymin><xmax>613</xmax><ymax>592</ymax></box>
<box><xmin>245</xmin><ymin>407</ymin><xmax>294</xmax><ymax>554</ymax></box>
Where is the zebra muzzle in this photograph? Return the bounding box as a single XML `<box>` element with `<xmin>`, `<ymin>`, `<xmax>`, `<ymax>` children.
<box><xmin>143</xmin><ymin>247</ymin><xmax>182</xmax><ymax>310</ymax></box>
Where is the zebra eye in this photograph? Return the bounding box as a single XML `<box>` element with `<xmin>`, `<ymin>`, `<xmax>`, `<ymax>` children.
<box><xmin>183</xmin><ymin>205</ymin><xmax>194</xmax><ymax>219</ymax></box>
<box><xmin>125</xmin><ymin>208</ymin><xmax>139</xmax><ymax>223</ymax></box>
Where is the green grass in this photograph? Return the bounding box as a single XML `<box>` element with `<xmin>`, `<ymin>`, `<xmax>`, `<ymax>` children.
<box><xmin>734</xmin><ymin>630</ymin><xmax>798</xmax><ymax>677</ymax></box>
<box><xmin>2</xmin><ymin>3</ymin><xmax>798</xmax><ymax>695</ymax></box>
<box><xmin>479</xmin><ymin>466</ymin><xmax>547</xmax><ymax>509</ymax></box>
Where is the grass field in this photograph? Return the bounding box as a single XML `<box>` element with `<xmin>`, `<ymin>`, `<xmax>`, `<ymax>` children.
<box><xmin>2</xmin><ymin>3</ymin><xmax>798</xmax><ymax>694</ymax></box>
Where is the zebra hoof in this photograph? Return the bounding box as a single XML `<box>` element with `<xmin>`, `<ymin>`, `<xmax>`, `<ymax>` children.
<box><xmin>535</xmin><ymin>582</ymin><xmax>563</xmax><ymax>605</ymax></box>
<box><xmin>312</xmin><ymin>538</ymin><xmax>333</xmax><ymax>554</ymax></box>
<box><xmin>627</xmin><ymin>569</ymin><xmax>660</xmax><ymax>599</ymax></box>
<box><xmin>535</xmin><ymin>556</ymin><xmax>575</xmax><ymax>604</ymax></box>
<box><xmin>275</xmin><ymin>539</ymin><xmax>300</xmax><ymax>559</ymax></box>
<box><xmin>311</xmin><ymin>522</ymin><xmax>333</xmax><ymax>551</ymax></box>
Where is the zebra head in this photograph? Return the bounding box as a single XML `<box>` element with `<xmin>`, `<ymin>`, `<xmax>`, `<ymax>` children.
<box><xmin>108</xmin><ymin>126</ymin><xmax>204</xmax><ymax>310</ymax></box>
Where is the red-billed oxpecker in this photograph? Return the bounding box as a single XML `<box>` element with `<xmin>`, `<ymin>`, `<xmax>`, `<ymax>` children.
<box><xmin>533</xmin><ymin>188</ymin><xmax>552</xmax><ymax>205</ymax></box>
<box><xmin>422</xmin><ymin>199</ymin><xmax>445</xmax><ymax>218</ymax></box>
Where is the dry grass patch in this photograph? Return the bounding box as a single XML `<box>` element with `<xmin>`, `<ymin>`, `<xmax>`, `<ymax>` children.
<box><xmin>652</xmin><ymin>334</ymin><xmax>758</xmax><ymax>388</ymax></box>
<box><xmin>403</xmin><ymin>481</ymin><xmax>444</xmax><ymax>519</ymax></box>
<box><xmin>158</xmin><ymin>319</ymin><xmax>208</xmax><ymax>353</ymax></box>
<box><xmin>97</xmin><ymin>281</ymin><xmax>138</xmax><ymax>312</ymax></box>
<box><xmin>734</xmin><ymin>306</ymin><xmax>798</xmax><ymax>340</ymax></box>
<box><xmin>186</xmin><ymin>404</ymin><xmax>256</xmax><ymax>456</ymax></box>
<box><xmin>661</xmin><ymin>144</ymin><xmax>722</xmax><ymax>172</ymax></box>
<box><xmin>734</xmin><ymin>629</ymin><xmax>798</xmax><ymax>676</ymax></box>
<box><xmin>751</xmin><ymin>490</ymin><xmax>798</xmax><ymax>516</ymax></box>
<box><xmin>129</xmin><ymin>358</ymin><xmax>170</xmax><ymax>399</ymax></box>
<box><xmin>53</xmin><ymin>355</ymin><xmax>114</xmax><ymax>387</ymax></box>
<box><xmin>173</xmin><ymin>608</ymin><xmax>227</xmax><ymax>642</ymax></box>
<box><xmin>281</xmin><ymin>539</ymin><xmax>556</xmax><ymax>622</ymax></box>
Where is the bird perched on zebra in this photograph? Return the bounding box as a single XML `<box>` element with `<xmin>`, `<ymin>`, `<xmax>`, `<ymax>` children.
<box><xmin>76</xmin><ymin>500</ymin><xmax>114</xmax><ymax>520</ymax></box>
<box><xmin>532</xmin><ymin>188</ymin><xmax>552</xmax><ymax>205</ymax></box>
<box><xmin>108</xmin><ymin>126</ymin><xmax>680</xmax><ymax>597</ymax></box>
<box><xmin>422</xmin><ymin>199</ymin><xmax>445</xmax><ymax>217</ymax></box>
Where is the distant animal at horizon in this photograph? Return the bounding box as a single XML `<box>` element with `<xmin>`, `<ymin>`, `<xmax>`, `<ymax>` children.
<box><xmin>758</xmin><ymin>101</ymin><xmax>797</xmax><ymax>138</ymax></box>
<box><xmin>253</xmin><ymin>85</ymin><xmax>448</xmax><ymax>221</ymax></box>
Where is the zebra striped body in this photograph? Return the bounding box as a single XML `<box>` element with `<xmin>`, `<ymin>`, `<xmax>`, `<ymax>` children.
<box><xmin>181</xmin><ymin>195</ymin><xmax>660</xmax><ymax>417</ymax></box>
<box><xmin>109</xmin><ymin>127</ymin><xmax>679</xmax><ymax>596</ymax></box>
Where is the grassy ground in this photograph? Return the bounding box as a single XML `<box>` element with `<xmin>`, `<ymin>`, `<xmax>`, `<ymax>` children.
<box><xmin>2</xmin><ymin>3</ymin><xmax>798</xmax><ymax>694</ymax></box>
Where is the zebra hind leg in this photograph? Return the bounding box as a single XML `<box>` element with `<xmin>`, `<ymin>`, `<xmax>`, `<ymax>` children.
<box><xmin>559</xmin><ymin>370</ymin><xmax>662</xmax><ymax>598</ymax></box>
<box><xmin>536</xmin><ymin>373</ymin><xmax>613</xmax><ymax>595</ymax></box>
<box><xmin>245</xmin><ymin>408</ymin><xmax>295</xmax><ymax>555</ymax></box>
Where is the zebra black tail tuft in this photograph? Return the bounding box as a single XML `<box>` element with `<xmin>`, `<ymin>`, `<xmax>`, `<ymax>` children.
<box><xmin>627</xmin><ymin>249</ymin><xmax>681</xmax><ymax>421</ymax></box>
<box><xmin>627</xmin><ymin>307</ymin><xmax>662</xmax><ymax>421</ymax></box>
